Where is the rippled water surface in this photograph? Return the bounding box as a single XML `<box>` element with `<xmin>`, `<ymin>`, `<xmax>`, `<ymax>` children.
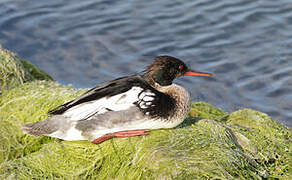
<box><xmin>0</xmin><ymin>0</ymin><xmax>291</xmax><ymax>127</ymax></box>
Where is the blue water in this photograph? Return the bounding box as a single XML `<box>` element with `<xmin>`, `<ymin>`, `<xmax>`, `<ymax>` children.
<box><xmin>0</xmin><ymin>0</ymin><xmax>291</xmax><ymax>127</ymax></box>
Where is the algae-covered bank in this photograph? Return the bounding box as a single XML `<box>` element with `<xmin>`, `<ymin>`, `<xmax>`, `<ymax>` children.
<box><xmin>0</xmin><ymin>47</ymin><xmax>291</xmax><ymax>179</ymax></box>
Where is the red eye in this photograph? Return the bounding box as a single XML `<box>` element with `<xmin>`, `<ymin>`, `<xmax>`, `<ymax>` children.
<box><xmin>179</xmin><ymin>65</ymin><xmax>184</xmax><ymax>70</ymax></box>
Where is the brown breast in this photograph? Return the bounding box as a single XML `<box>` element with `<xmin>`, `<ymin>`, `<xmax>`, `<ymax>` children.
<box><xmin>155</xmin><ymin>83</ymin><xmax>190</xmax><ymax>122</ymax></box>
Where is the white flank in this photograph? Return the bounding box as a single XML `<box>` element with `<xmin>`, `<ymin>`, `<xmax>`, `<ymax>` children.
<box><xmin>49</xmin><ymin>123</ymin><xmax>87</xmax><ymax>141</ymax></box>
<box><xmin>89</xmin><ymin>118</ymin><xmax>181</xmax><ymax>141</ymax></box>
<box><xmin>49</xmin><ymin>117</ymin><xmax>181</xmax><ymax>141</ymax></box>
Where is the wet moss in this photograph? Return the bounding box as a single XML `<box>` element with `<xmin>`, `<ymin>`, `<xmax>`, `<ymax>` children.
<box><xmin>0</xmin><ymin>47</ymin><xmax>291</xmax><ymax>179</ymax></box>
<box><xmin>0</xmin><ymin>81</ymin><xmax>85</xmax><ymax>164</ymax></box>
<box><xmin>20</xmin><ymin>60</ymin><xmax>53</xmax><ymax>82</ymax></box>
<box><xmin>226</xmin><ymin>109</ymin><xmax>292</xmax><ymax>178</ymax></box>
<box><xmin>0</xmin><ymin>47</ymin><xmax>53</xmax><ymax>93</ymax></box>
<box><xmin>189</xmin><ymin>102</ymin><xmax>228</xmax><ymax>121</ymax></box>
<box><xmin>0</xmin><ymin>81</ymin><xmax>290</xmax><ymax>179</ymax></box>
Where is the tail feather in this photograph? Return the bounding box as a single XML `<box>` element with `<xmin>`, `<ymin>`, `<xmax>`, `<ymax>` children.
<box><xmin>22</xmin><ymin>122</ymin><xmax>46</xmax><ymax>136</ymax></box>
<box><xmin>22</xmin><ymin>117</ymin><xmax>61</xmax><ymax>136</ymax></box>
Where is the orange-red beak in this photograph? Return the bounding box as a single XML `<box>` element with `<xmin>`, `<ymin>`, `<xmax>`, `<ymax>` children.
<box><xmin>184</xmin><ymin>69</ymin><xmax>213</xmax><ymax>77</ymax></box>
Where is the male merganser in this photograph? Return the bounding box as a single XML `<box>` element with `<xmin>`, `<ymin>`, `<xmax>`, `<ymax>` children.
<box><xmin>22</xmin><ymin>56</ymin><xmax>212</xmax><ymax>144</ymax></box>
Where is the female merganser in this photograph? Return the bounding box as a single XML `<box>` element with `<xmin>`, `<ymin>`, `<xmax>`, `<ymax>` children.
<box><xmin>22</xmin><ymin>56</ymin><xmax>212</xmax><ymax>144</ymax></box>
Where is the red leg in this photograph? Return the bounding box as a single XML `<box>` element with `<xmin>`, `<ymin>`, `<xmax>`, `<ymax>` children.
<box><xmin>91</xmin><ymin>129</ymin><xmax>148</xmax><ymax>144</ymax></box>
<box><xmin>91</xmin><ymin>134</ymin><xmax>115</xmax><ymax>144</ymax></box>
<box><xmin>113</xmin><ymin>129</ymin><xmax>148</xmax><ymax>137</ymax></box>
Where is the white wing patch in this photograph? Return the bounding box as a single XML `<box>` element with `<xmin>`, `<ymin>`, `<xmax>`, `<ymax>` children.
<box><xmin>63</xmin><ymin>87</ymin><xmax>145</xmax><ymax>120</ymax></box>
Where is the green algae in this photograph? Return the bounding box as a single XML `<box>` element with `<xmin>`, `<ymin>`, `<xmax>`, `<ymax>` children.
<box><xmin>20</xmin><ymin>60</ymin><xmax>53</xmax><ymax>82</ymax></box>
<box><xmin>227</xmin><ymin>109</ymin><xmax>292</xmax><ymax>178</ymax></box>
<box><xmin>0</xmin><ymin>47</ymin><xmax>291</xmax><ymax>179</ymax></box>
<box><xmin>189</xmin><ymin>102</ymin><xmax>227</xmax><ymax>121</ymax></box>
<box><xmin>0</xmin><ymin>48</ymin><xmax>53</xmax><ymax>93</ymax></box>
<box><xmin>0</xmin><ymin>81</ymin><xmax>291</xmax><ymax>179</ymax></box>
<box><xmin>0</xmin><ymin>81</ymin><xmax>85</xmax><ymax>164</ymax></box>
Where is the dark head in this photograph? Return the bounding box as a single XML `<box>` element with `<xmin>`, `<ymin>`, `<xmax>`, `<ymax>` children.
<box><xmin>144</xmin><ymin>56</ymin><xmax>212</xmax><ymax>86</ymax></box>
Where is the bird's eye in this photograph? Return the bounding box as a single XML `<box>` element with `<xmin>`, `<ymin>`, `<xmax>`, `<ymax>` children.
<box><xmin>179</xmin><ymin>65</ymin><xmax>184</xmax><ymax>70</ymax></box>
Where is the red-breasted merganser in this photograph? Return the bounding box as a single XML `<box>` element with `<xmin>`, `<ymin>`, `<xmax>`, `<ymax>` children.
<box><xmin>22</xmin><ymin>56</ymin><xmax>212</xmax><ymax>144</ymax></box>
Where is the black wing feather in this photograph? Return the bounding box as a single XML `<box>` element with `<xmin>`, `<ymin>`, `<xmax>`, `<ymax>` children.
<box><xmin>49</xmin><ymin>76</ymin><xmax>142</xmax><ymax>114</ymax></box>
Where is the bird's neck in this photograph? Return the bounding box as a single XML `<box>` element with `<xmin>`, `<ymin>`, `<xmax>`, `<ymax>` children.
<box><xmin>142</xmin><ymin>74</ymin><xmax>189</xmax><ymax>104</ymax></box>
<box><xmin>142</xmin><ymin>73</ymin><xmax>190</xmax><ymax>112</ymax></box>
<box><xmin>142</xmin><ymin>70</ymin><xmax>173</xmax><ymax>86</ymax></box>
<box><xmin>156</xmin><ymin>84</ymin><xmax>189</xmax><ymax>103</ymax></box>
<box><xmin>142</xmin><ymin>74</ymin><xmax>157</xmax><ymax>87</ymax></box>
<box><xmin>158</xmin><ymin>83</ymin><xmax>191</xmax><ymax>122</ymax></box>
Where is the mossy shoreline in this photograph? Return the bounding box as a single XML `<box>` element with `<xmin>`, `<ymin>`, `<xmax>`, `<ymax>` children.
<box><xmin>0</xmin><ymin>47</ymin><xmax>291</xmax><ymax>179</ymax></box>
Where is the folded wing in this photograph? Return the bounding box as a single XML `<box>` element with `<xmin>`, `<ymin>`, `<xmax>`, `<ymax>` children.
<box><xmin>48</xmin><ymin>75</ymin><xmax>164</xmax><ymax>121</ymax></box>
